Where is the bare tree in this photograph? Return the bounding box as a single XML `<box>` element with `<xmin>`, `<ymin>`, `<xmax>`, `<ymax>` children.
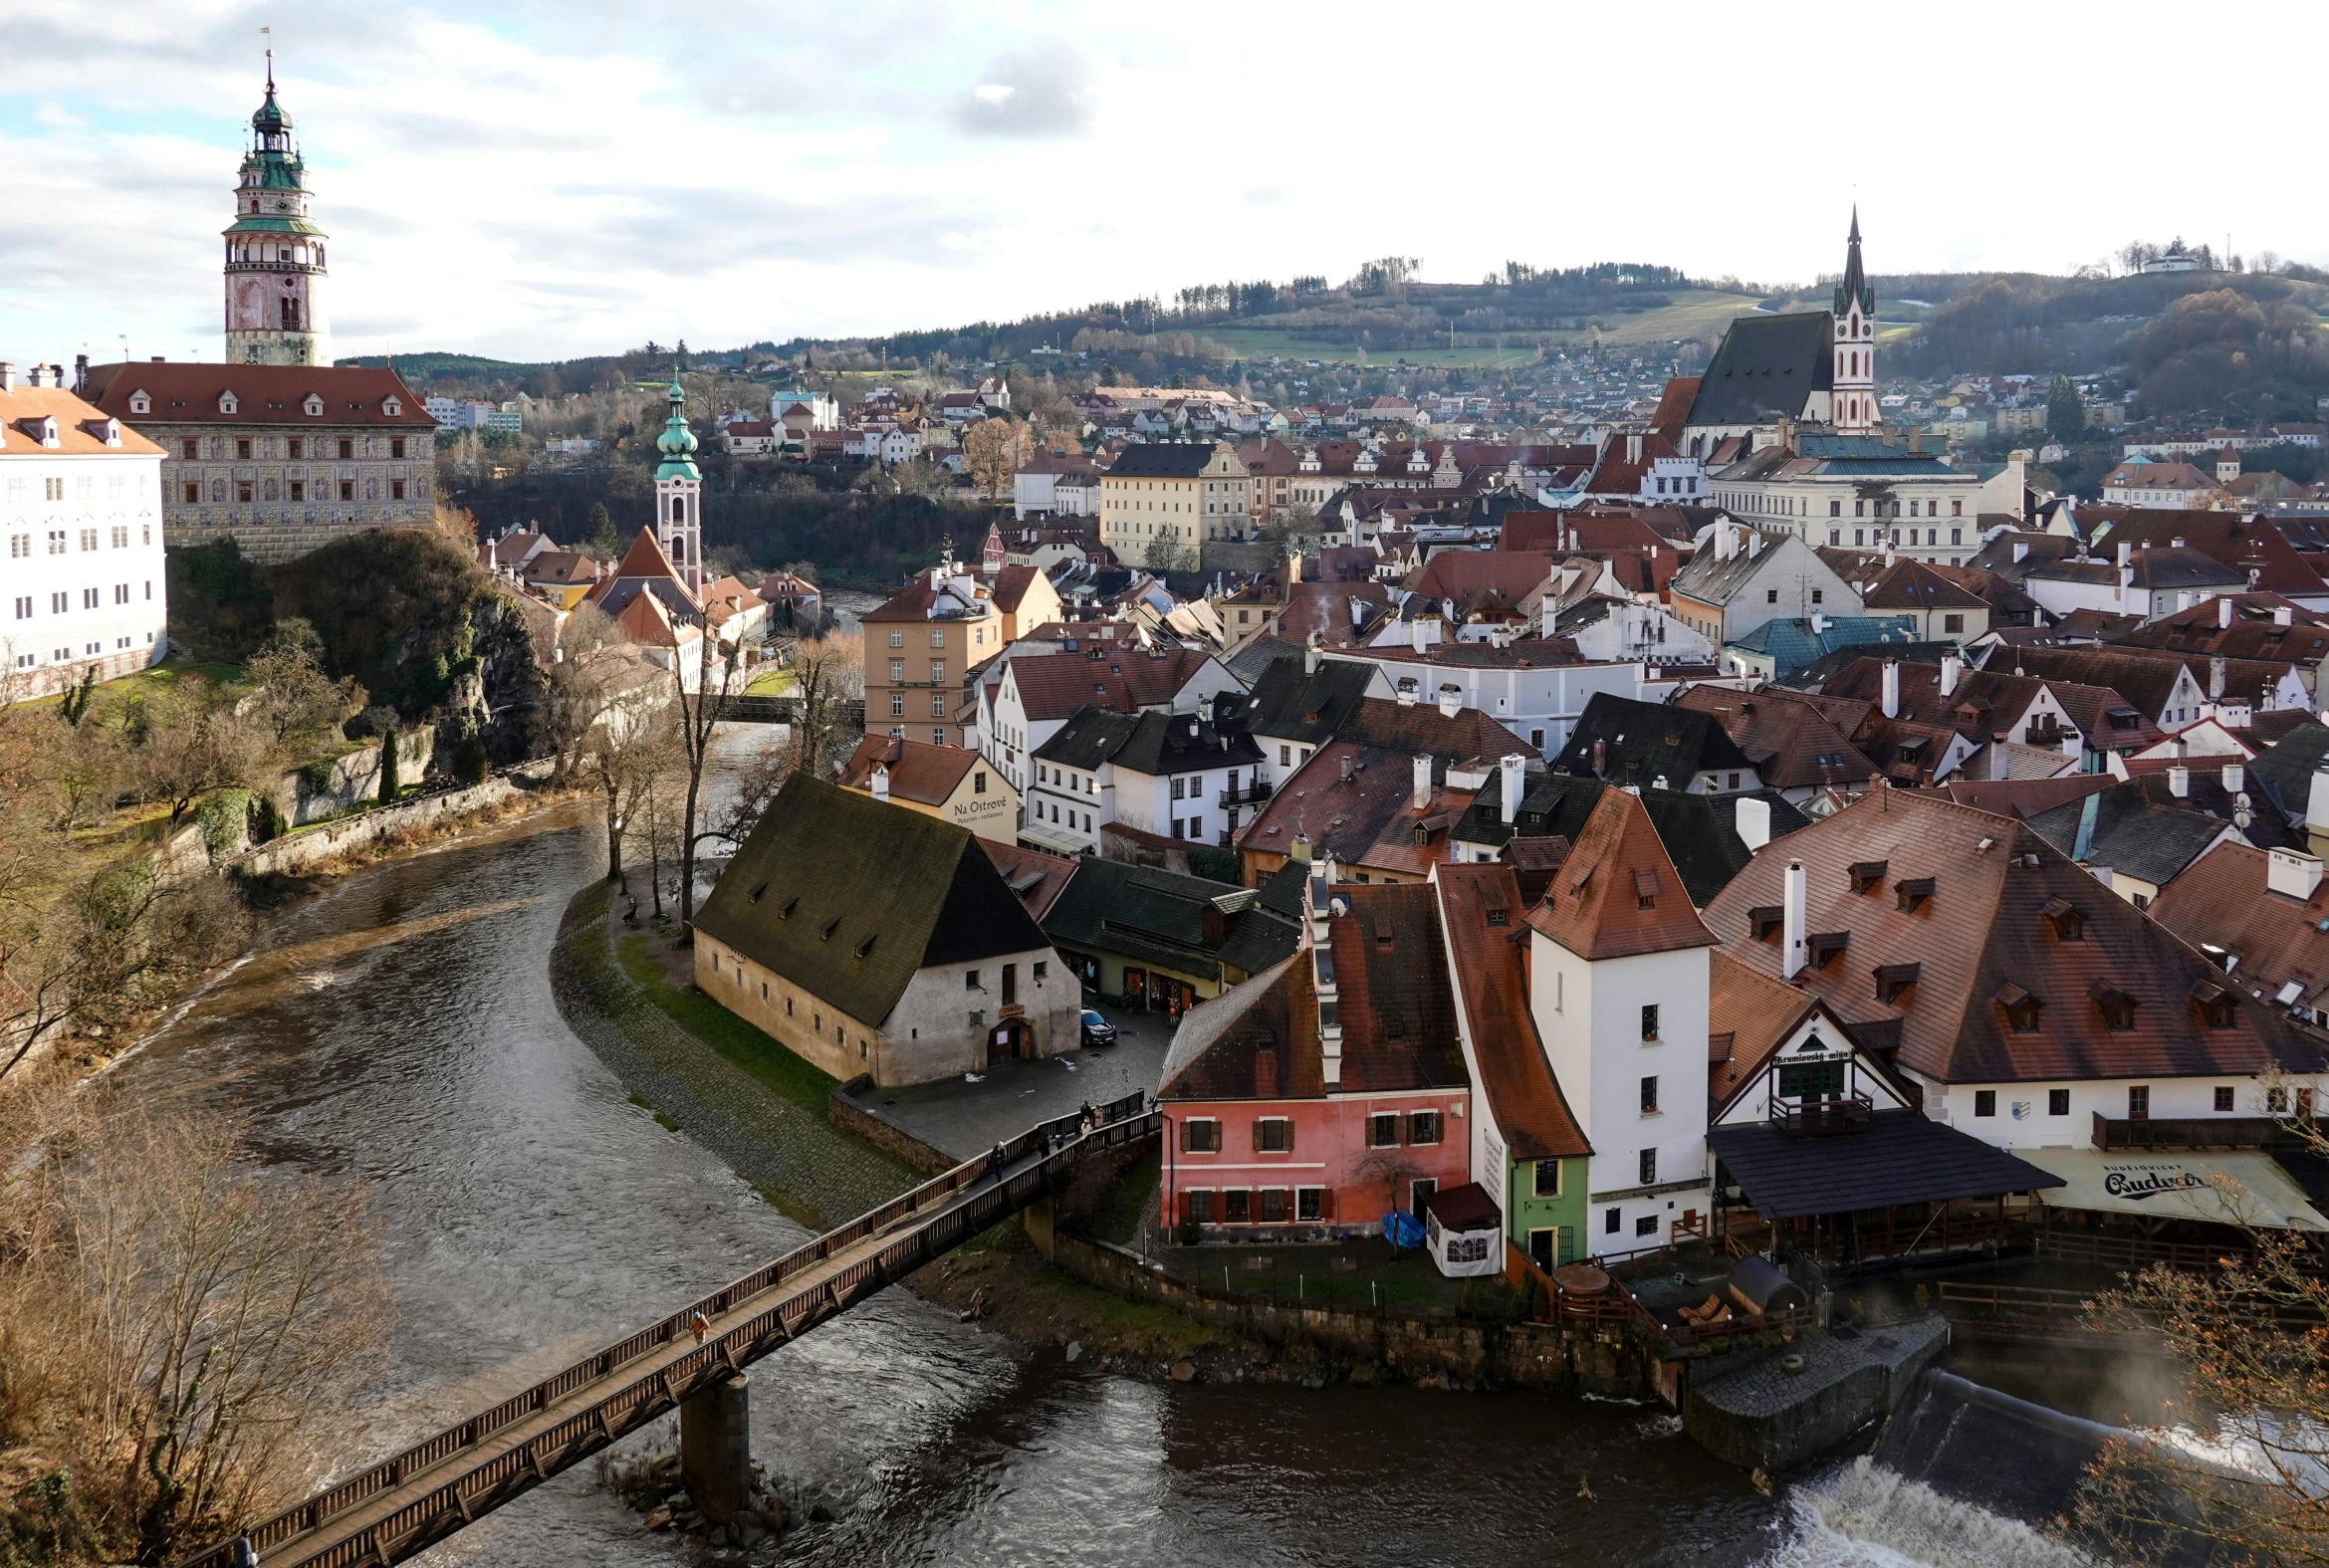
<box><xmin>2076</xmin><ymin>1100</ymin><xmax>2329</xmax><ymax>1565</ymax></box>
<box><xmin>4</xmin><ymin>1098</ymin><xmax>389</xmax><ymax>1561</ymax></box>
<box><xmin>669</xmin><ymin>627</ymin><xmax>749</xmax><ymax>934</ymax></box>
<box><xmin>578</xmin><ymin>679</ymin><xmax>679</xmax><ymax>887</ymax></box>
<box><xmin>543</xmin><ymin>603</ymin><xmax>638</xmax><ymax>787</ymax></box>
<box><xmin>128</xmin><ymin>687</ymin><xmax>271</xmax><ymax>829</ymax></box>
<box><xmin>243</xmin><ymin>617</ymin><xmax>366</xmax><ymax>754</ymax></box>
<box><xmin>961</xmin><ymin>416</ymin><xmax>1034</xmax><ymax>501</ymax></box>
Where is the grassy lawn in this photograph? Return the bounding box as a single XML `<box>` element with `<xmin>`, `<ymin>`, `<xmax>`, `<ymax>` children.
<box><xmin>744</xmin><ymin>665</ymin><xmax>796</xmax><ymax>696</ymax></box>
<box><xmin>1163</xmin><ymin>1237</ymin><xmax>1520</xmax><ymax>1318</ymax></box>
<box><xmin>26</xmin><ymin>655</ymin><xmax>247</xmax><ymax>712</ymax></box>
<box><xmin>615</xmin><ymin>929</ymin><xmax>839</xmax><ymax>1114</ymax></box>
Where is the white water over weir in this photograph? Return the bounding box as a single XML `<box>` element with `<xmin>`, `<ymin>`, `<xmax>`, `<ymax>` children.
<box><xmin>1773</xmin><ymin>1458</ymin><xmax>2095</xmax><ymax>1568</ymax></box>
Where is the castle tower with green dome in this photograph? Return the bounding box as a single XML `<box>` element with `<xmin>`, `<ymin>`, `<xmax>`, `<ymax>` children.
<box><xmin>223</xmin><ymin>56</ymin><xmax>329</xmax><ymax>365</ymax></box>
<box><xmin>654</xmin><ymin>376</ymin><xmax>703</xmax><ymax>594</ymax></box>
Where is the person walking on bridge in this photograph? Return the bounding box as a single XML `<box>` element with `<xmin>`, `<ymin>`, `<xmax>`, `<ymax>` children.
<box><xmin>690</xmin><ymin>1311</ymin><xmax>711</xmax><ymax>1346</ymax></box>
<box><xmin>230</xmin><ymin>1532</ymin><xmax>259</xmax><ymax>1568</ymax></box>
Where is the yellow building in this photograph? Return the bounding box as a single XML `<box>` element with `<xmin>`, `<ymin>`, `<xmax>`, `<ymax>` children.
<box><xmin>837</xmin><ymin>735</ymin><xmax>1020</xmax><ymax>842</ymax></box>
<box><xmin>1099</xmin><ymin>441</ymin><xmax>1251</xmax><ymax>567</ymax></box>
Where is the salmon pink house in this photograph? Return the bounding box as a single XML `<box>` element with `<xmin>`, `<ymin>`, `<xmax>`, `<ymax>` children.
<box><xmin>1157</xmin><ymin>868</ymin><xmax>1472</xmax><ymax>1238</ymax></box>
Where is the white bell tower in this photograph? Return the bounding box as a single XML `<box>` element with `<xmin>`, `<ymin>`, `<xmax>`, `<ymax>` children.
<box><xmin>1831</xmin><ymin>209</ymin><xmax>1877</xmax><ymax>436</ymax></box>
<box><xmin>652</xmin><ymin>377</ymin><xmax>703</xmax><ymax>594</ymax></box>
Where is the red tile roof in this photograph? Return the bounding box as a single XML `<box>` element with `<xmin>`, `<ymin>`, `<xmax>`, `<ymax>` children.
<box><xmin>1525</xmin><ymin>789</ymin><xmax>1717</xmax><ymax>961</ymax></box>
<box><xmin>85</xmin><ymin>360</ymin><xmax>435</xmax><ymax>427</ymax></box>
<box><xmin>1435</xmin><ymin>863</ymin><xmax>1590</xmax><ymax>1159</ymax></box>
<box><xmin>1703</xmin><ymin>788</ymin><xmax>2317</xmax><ymax>1084</ymax></box>
<box><xmin>838</xmin><ymin>734</ymin><xmax>981</xmax><ymax>804</ymax></box>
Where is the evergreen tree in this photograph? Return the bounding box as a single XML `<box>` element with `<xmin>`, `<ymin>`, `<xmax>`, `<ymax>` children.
<box><xmin>2046</xmin><ymin>375</ymin><xmax>2085</xmax><ymax>445</ymax></box>
<box><xmin>583</xmin><ymin>502</ymin><xmax>617</xmax><ymax>558</ymax></box>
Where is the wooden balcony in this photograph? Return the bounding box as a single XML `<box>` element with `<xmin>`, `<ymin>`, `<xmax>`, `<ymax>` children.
<box><xmin>1770</xmin><ymin>1093</ymin><xmax>1874</xmax><ymax>1137</ymax></box>
<box><xmin>2090</xmin><ymin>1112</ymin><xmax>2306</xmax><ymax>1151</ymax></box>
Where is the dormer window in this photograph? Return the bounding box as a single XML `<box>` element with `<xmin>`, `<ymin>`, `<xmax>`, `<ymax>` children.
<box><xmin>31</xmin><ymin>417</ymin><xmax>58</xmax><ymax>449</ymax></box>
<box><xmin>1807</xmin><ymin>931</ymin><xmax>1850</xmax><ymax>969</ymax></box>
<box><xmin>217</xmin><ymin>391</ymin><xmax>238</xmax><ymax>415</ymax></box>
<box><xmin>1633</xmin><ymin>869</ymin><xmax>1660</xmax><ymax>910</ymax></box>
<box><xmin>128</xmin><ymin>391</ymin><xmax>151</xmax><ymax>415</ymax></box>
<box><xmin>1848</xmin><ymin>859</ymin><xmax>1888</xmax><ymax>894</ymax></box>
<box><xmin>2041</xmin><ymin>897</ymin><xmax>2084</xmax><ymax>942</ymax></box>
<box><xmin>1748</xmin><ymin>905</ymin><xmax>1784</xmax><ymax>941</ymax></box>
<box><xmin>383</xmin><ymin>397</ymin><xmax>402</xmax><ymax>416</ymax></box>
<box><xmin>2192</xmin><ymin>980</ymin><xmax>2238</xmax><ymax>1029</ymax></box>
<box><xmin>2090</xmin><ymin>980</ymin><xmax>2139</xmax><ymax>1031</ymax></box>
<box><xmin>1996</xmin><ymin>982</ymin><xmax>2043</xmax><ymax>1032</ymax></box>
<box><xmin>1874</xmin><ymin>963</ymin><xmax>1921</xmax><ymax>1005</ymax></box>
<box><xmin>303</xmin><ymin>393</ymin><xmax>326</xmax><ymax>417</ymax></box>
<box><xmin>1895</xmin><ymin>876</ymin><xmax>1935</xmax><ymax>913</ymax></box>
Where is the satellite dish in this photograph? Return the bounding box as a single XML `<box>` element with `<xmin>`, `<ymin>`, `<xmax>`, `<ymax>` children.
<box><xmin>2234</xmin><ymin>790</ymin><xmax>2254</xmax><ymax>830</ymax></box>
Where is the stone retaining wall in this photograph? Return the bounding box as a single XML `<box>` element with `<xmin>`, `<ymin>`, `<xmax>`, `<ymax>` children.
<box><xmin>1047</xmin><ymin>1232</ymin><xmax>1661</xmax><ymax>1397</ymax></box>
<box><xmin>827</xmin><ymin>1077</ymin><xmax>958</xmax><ymax>1176</ymax></box>
<box><xmin>231</xmin><ymin>777</ymin><xmax>520</xmax><ymax>877</ymax></box>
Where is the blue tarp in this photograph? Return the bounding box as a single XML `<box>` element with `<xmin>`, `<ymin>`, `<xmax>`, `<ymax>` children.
<box><xmin>1380</xmin><ymin>1210</ymin><xmax>1425</xmax><ymax>1250</ymax></box>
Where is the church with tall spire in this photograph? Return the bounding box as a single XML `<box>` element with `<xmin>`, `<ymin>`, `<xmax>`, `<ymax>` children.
<box><xmin>1829</xmin><ymin>208</ymin><xmax>1877</xmax><ymax>435</ymax></box>
<box><xmin>222</xmin><ymin>55</ymin><xmax>330</xmax><ymax>366</ymax></box>
<box><xmin>655</xmin><ymin>376</ymin><xmax>704</xmax><ymax>594</ymax></box>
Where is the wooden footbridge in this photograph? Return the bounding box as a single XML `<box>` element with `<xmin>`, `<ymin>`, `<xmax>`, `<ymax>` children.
<box><xmin>174</xmin><ymin>1093</ymin><xmax>1158</xmax><ymax>1568</ymax></box>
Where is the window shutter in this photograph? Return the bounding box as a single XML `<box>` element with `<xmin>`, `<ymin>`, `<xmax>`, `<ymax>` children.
<box><xmin>1282</xmin><ymin>1120</ymin><xmax>1294</xmax><ymax>1153</ymax></box>
<box><xmin>1252</xmin><ymin>1119</ymin><xmax>1265</xmax><ymax>1152</ymax></box>
<box><xmin>1318</xmin><ymin>1185</ymin><xmax>1334</xmax><ymax>1220</ymax></box>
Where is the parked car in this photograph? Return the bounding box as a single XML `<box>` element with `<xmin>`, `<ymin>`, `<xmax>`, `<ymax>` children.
<box><xmin>1080</xmin><ymin>1008</ymin><xmax>1118</xmax><ymax>1047</ymax></box>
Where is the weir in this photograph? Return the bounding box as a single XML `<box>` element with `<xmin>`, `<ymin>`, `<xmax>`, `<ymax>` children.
<box><xmin>170</xmin><ymin>1092</ymin><xmax>1156</xmax><ymax>1568</ymax></box>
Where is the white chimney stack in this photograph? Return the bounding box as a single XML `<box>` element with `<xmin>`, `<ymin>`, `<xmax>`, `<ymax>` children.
<box><xmin>0</xmin><ymin>362</ymin><xmax>13</xmax><ymax>392</ymax></box>
<box><xmin>2168</xmin><ymin>765</ymin><xmax>2190</xmax><ymax>798</ymax></box>
<box><xmin>2219</xmin><ymin>596</ymin><xmax>2234</xmax><ymax>629</ymax></box>
<box><xmin>2269</xmin><ymin>848</ymin><xmax>2324</xmax><ymax>902</ymax></box>
<box><xmin>1782</xmin><ymin>859</ymin><xmax>1808</xmax><ymax>981</ymax></box>
<box><xmin>1413</xmin><ymin>753</ymin><xmax>1434</xmax><ymax>811</ymax></box>
<box><xmin>871</xmin><ymin>764</ymin><xmax>891</xmax><ymax>802</ymax></box>
<box><xmin>1737</xmin><ymin>795</ymin><xmax>1771</xmax><ymax>852</ymax></box>
<box><xmin>1880</xmin><ymin>658</ymin><xmax>1901</xmax><ymax>720</ymax></box>
<box><xmin>2275</xmin><ymin>606</ymin><xmax>2294</xmax><ymax>626</ymax></box>
<box><xmin>1437</xmin><ymin>683</ymin><xmax>1461</xmax><ymax>720</ymax></box>
<box><xmin>1411</xmin><ymin>615</ymin><xmax>1429</xmax><ymax>654</ymax></box>
<box><xmin>2223</xmin><ymin>762</ymin><xmax>2245</xmax><ymax>793</ymax></box>
<box><xmin>2117</xmin><ymin>540</ymin><xmax>2132</xmax><ymax>570</ymax></box>
<box><xmin>1940</xmin><ymin>651</ymin><xmax>1962</xmax><ymax>697</ymax></box>
<box><xmin>1501</xmin><ymin>753</ymin><xmax>1526</xmax><ymax>824</ymax></box>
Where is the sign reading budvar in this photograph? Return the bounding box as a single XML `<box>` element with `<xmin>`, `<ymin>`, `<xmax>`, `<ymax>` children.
<box><xmin>2101</xmin><ymin>1164</ymin><xmax>2208</xmax><ymax>1203</ymax></box>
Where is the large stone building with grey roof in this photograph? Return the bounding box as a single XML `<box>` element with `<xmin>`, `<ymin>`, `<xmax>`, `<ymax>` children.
<box><xmin>694</xmin><ymin>776</ymin><xmax>1079</xmax><ymax>1086</ymax></box>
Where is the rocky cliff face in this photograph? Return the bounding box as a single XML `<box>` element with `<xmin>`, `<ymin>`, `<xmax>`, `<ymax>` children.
<box><xmin>449</xmin><ymin>588</ymin><xmax>553</xmax><ymax>770</ymax></box>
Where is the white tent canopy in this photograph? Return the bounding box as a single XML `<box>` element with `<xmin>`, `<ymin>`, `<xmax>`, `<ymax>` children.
<box><xmin>2017</xmin><ymin>1149</ymin><xmax>2329</xmax><ymax>1232</ymax></box>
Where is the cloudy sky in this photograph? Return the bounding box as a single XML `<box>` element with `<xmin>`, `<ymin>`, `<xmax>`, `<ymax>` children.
<box><xmin>2</xmin><ymin>1</ymin><xmax>2318</xmax><ymax>366</ymax></box>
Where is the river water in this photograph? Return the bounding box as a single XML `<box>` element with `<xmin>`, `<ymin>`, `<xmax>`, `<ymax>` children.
<box><xmin>110</xmin><ymin>743</ymin><xmax>2082</xmax><ymax>1567</ymax></box>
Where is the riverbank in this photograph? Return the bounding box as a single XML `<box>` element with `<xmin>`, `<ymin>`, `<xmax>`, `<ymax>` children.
<box><xmin>546</xmin><ymin>880</ymin><xmax>919</xmax><ymax>1228</ymax></box>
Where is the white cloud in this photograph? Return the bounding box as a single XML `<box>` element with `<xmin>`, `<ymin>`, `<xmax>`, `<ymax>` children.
<box><xmin>2</xmin><ymin>0</ymin><xmax>2324</xmax><ymax>364</ymax></box>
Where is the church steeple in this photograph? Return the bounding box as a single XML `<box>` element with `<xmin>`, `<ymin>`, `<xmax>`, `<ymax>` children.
<box><xmin>654</xmin><ymin>374</ymin><xmax>704</xmax><ymax>593</ymax></box>
<box><xmin>1834</xmin><ymin>206</ymin><xmax>1874</xmax><ymax>318</ymax></box>
<box><xmin>1829</xmin><ymin>209</ymin><xmax>1877</xmax><ymax>435</ymax></box>
<box><xmin>223</xmin><ymin>56</ymin><xmax>329</xmax><ymax>365</ymax></box>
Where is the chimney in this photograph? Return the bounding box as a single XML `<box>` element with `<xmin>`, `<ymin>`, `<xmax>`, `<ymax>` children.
<box><xmin>0</xmin><ymin>362</ymin><xmax>12</xmax><ymax>392</ymax></box>
<box><xmin>2275</xmin><ymin>606</ymin><xmax>2294</xmax><ymax>626</ymax></box>
<box><xmin>2117</xmin><ymin>540</ymin><xmax>2132</xmax><ymax>570</ymax></box>
<box><xmin>22</xmin><ymin>364</ymin><xmax>40</xmax><ymax>388</ymax></box>
<box><xmin>1940</xmin><ymin>651</ymin><xmax>1962</xmax><ymax>697</ymax></box>
<box><xmin>1413</xmin><ymin>753</ymin><xmax>1433</xmax><ymax>810</ymax></box>
<box><xmin>1782</xmin><ymin>859</ymin><xmax>1808</xmax><ymax>981</ymax></box>
<box><xmin>871</xmin><ymin>764</ymin><xmax>891</xmax><ymax>802</ymax></box>
<box><xmin>1501</xmin><ymin>753</ymin><xmax>1526</xmax><ymax>824</ymax></box>
<box><xmin>2269</xmin><ymin>847</ymin><xmax>2325</xmax><ymax>902</ymax></box>
<box><xmin>2223</xmin><ymin>762</ymin><xmax>2245</xmax><ymax>794</ymax></box>
<box><xmin>1736</xmin><ymin>795</ymin><xmax>1771</xmax><ymax>852</ymax></box>
<box><xmin>2308</xmin><ymin>767</ymin><xmax>2329</xmax><ymax>857</ymax></box>
<box><xmin>1285</xmin><ymin>550</ymin><xmax>1302</xmax><ymax>586</ymax></box>
<box><xmin>1305</xmin><ymin>631</ymin><xmax>1320</xmax><ymax>676</ymax></box>
<box><xmin>1880</xmin><ymin>658</ymin><xmax>1900</xmax><ymax>720</ymax></box>
<box><xmin>1991</xmin><ymin>740</ymin><xmax>2009</xmax><ymax>781</ymax></box>
<box><xmin>73</xmin><ymin>353</ymin><xmax>87</xmax><ymax>394</ymax></box>
<box><xmin>1592</xmin><ymin>737</ymin><xmax>1608</xmax><ymax>777</ymax></box>
<box><xmin>1253</xmin><ymin>1044</ymin><xmax>1278</xmax><ymax>1098</ymax></box>
<box><xmin>1396</xmin><ymin>678</ymin><xmax>1416</xmax><ymax>707</ymax></box>
<box><xmin>1747</xmin><ymin>530</ymin><xmax>1763</xmax><ymax>560</ymax></box>
<box><xmin>1411</xmin><ymin>615</ymin><xmax>1428</xmax><ymax>654</ymax></box>
<box><xmin>2209</xmin><ymin>655</ymin><xmax>2226</xmax><ymax>700</ymax></box>
<box><xmin>2219</xmin><ymin>596</ymin><xmax>2234</xmax><ymax>629</ymax></box>
<box><xmin>1437</xmin><ymin>683</ymin><xmax>1461</xmax><ymax>720</ymax></box>
<box><xmin>1339</xmin><ymin>754</ymin><xmax>1354</xmax><ymax>784</ymax></box>
<box><xmin>2168</xmin><ymin>765</ymin><xmax>2190</xmax><ymax>798</ymax></box>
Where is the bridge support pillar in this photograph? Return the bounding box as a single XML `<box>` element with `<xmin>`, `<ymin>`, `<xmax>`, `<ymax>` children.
<box><xmin>1022</xmin><ymin>1196</ymin><xmax>1056</xmax><ymax>1262</ymax></box>
<box><xmin>679</xmin><ymin>1373</ymin><xmax>752</xmax><ymax>1525</ymax></box>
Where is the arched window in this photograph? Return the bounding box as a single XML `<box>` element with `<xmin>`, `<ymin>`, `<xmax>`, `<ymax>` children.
<box><xmin>671</xmin><ymin>497</ymin><xmax>685</xmax><ymax>522</ymax></box>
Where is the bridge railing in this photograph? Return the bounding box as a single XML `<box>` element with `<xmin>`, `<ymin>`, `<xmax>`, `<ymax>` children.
<box><xmin>175</xmin><ymin>1091</ymin><xmax>1154</xmax><ymax>1568</ymax></box>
